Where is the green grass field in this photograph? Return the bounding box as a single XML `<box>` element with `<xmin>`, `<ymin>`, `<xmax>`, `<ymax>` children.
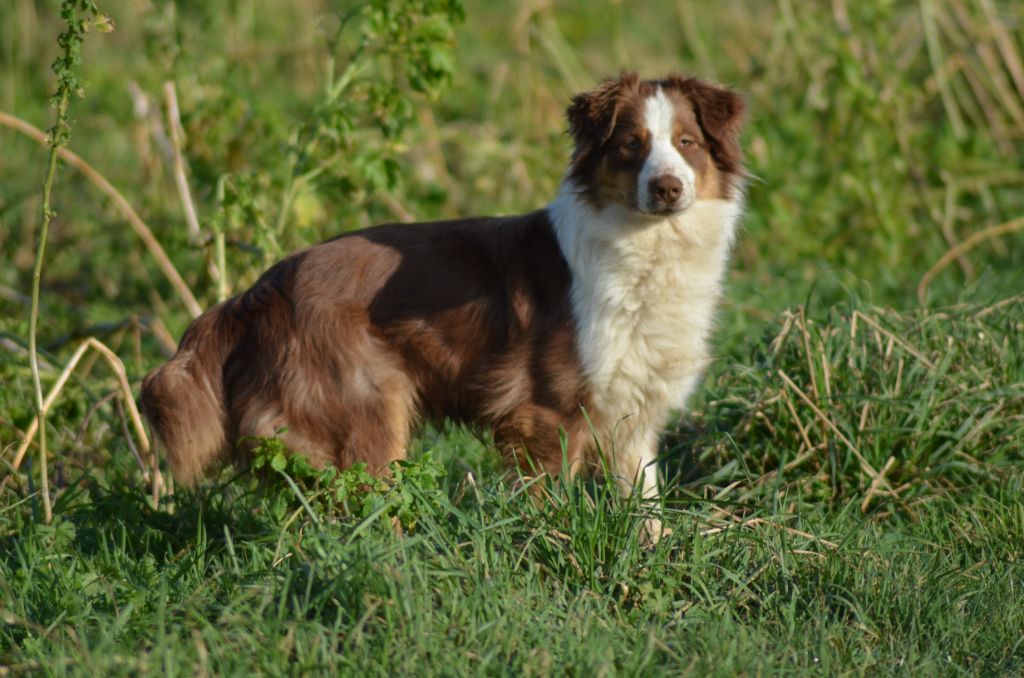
<box><xmin>2</xmin><ymin>0</ymin><xmax>1023</xmax><ymax>675</ymax></box>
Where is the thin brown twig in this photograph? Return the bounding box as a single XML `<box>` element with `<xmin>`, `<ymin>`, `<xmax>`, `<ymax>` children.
<box><xmin>112</xmin><ymin>394</ymin><xmax>151</xmax><ymax>481</ymax></box>
<box><xmin>164</xmin><ymin>80</ymin><xmax>224</xmax><ymax>300</ymax></box>
<box><xmin>9</xmin><ymin>338</ymin><xmax>158</xmax><ymax>502</ymax></box>
<box><xmin>83</xmin><ymin>339</ymin><xmax>164</xmax><ymax>504</ymax></box>
<box><xmin>146</xmin><ymin>315</ymin><xmax>179</xmax><ymax>357</ymax></box>
<box><xmin>918</xmin><ymin>215</ymin><xmax>1024</xmax><ymax>304</ymax></box>
<box><xmin>860</xmin><ymin>455</ymin><xmax>896</xmax><ymax>513</ymax></box>
<box><xmin>11</xmin><ymin>341</ymin><xmax>92</xmax><ymax>470</ymax></box>
<box><xmin>0</xmin><ymin>111</ymin><xmax>202</xmax><ymax>318</ymax></box>
<box><xmin>777</xmin><ymin>369</ymin><xmax>882</xmax><ymax>482</ymax></box>
<box><xmin>854</xmin><ymin>310</ymin><xmax>937</xmax><ymax>370</ymax></box>
<box><xmin>163</xmin><ymin>82</ymin><xmax>203</xmax><ymax>243</ymax></box>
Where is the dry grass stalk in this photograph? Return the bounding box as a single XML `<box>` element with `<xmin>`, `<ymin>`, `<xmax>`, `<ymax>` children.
<box><xmin>164</xmin><ymin>82</ymin><xmax>203</xmax><ymax>244</ymax></box>
<box><xmin>973</xmin><ymin>293</ymin><xmax>1024</xmax><ymax>318</ymax></box>
<box><xmin>781</xmin><ymin>388</ymin><xmax>815</xmax><ymax>455</ymax></box>
<box><xmin>860</xmin><ymin>455</ymin><xmax>897</xmax><ymax>513</ymax></box>
<box><xmin>0</xmin><ymin>111</ymin><xmax>202</xmax><ymax>319</ymax></box>
<box><xmin>164</xmin><ymin>80</ymin><xmax>226</xmax><ymax>297</ymax></box>
<box><xmin>921</xmin><ymin>0</ymin><xmax>968</xmax><ymax>140</ymax></box>
<box><xmin>797</xmin><ymin>310</ymin><xmax>820</xmax><ymax>401</ymax></box>
<box><xmin>918</xmin><ymin>215</ymin><xmax>1024</xmax><ymax>303</ymax></box>
<box><xmin>8</xmin><ymin>337</ymin><xmax>164</xmax><ymax>505</ymax></box>
<box><xmin>853</xmin><ymin>310</ymin><xmax>937</xmax><ymax>370</ymax></box>
<box><xmin>147</xmin><ymin>316</ymin><xmax>179</xmax><ymax>357</ymax></box>
<box><xmin>777</xmin><ymin>368</ymin><xmax>883</xmax><ymax>484</ymax></box>
<box><xmin>978</xmin><ymin>0</ymin><xmax>1024</xmax><ymax>101</ymax></box>
<box><xmin>699</xmin><ymin>512</ymin><xmax>841</xmax><ymax>551</ymax></box>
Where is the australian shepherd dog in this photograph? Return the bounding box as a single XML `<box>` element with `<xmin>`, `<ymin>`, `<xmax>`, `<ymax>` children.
<box><xmin>141</xmin><ymin>73</ymin><xmax>746</xmax><ymax>541</ymax></box>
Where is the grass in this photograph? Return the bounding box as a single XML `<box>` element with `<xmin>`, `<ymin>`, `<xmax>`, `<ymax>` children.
<box><xmin>2</xmin><ymin>298</ymin><xmax>1022</xmax><ymax>675</ymax></box>
<box><xmin>1</xmin><ymin>0</ymin><xmax>1023</xmax><ymax>675</ymax></box>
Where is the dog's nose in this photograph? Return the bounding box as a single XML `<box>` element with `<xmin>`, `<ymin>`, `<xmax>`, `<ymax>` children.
<box><xmin>649</xmin><ymin>175</ymin><xmax>683</xmax><ymax>204</ymax></box>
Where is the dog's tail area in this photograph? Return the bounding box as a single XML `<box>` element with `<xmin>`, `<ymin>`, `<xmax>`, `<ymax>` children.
<box><xmin>141</xmin><ymin>303</ymin><xmax>241</xmax><ymax>486</ymax></box>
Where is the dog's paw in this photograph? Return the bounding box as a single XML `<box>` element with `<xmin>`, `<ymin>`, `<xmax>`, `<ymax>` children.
<box><xmin>640</xmin><ymin>518</ymin><xmax>673</xmax><ymax>547</ymax></box>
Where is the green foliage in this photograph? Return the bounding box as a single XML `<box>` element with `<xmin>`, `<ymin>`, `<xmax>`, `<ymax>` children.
<box><xmin>739</xmin><ymin>0</ymin><xmax>1020</xmax><ymax>288</ymax></box>
<box><xmin>674</xmin><ymin>300</ymin><xmax>1024</xmax><ymax>510</ymax></box>
<box><xmin>2</xmin><ymin>444</ymin><xmax>1022</xmax><ymax>674</ymax></box>
<box><xmin>270</xmin><ymin>0</ymin><xmax>465</xmax><ymax>243</ymax></box>
<box><xmin>48</xmin><ymin>1</ymin><xmax>111</xmax><ymax>148</ymax></box>
<box><xmin>189</xmin><ymin>0</ymin><xmax>466</xmax><ymax>273</ymax></box>
<box><xmin>250</xmin><ymin>433</ymin><xmax>446</xmax><ymax>532</ymax></box>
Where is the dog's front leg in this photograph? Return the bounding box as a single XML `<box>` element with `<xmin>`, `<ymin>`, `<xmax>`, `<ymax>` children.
<box><xmin>610</xmin><ymin>428</ymin><xmax>670</xmax><ymax>545</ymax></box>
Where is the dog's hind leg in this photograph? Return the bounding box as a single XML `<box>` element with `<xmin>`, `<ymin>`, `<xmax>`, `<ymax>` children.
<box><xmin>336</xmin><ymin>361</ymin><xmax>417</xmax><ymax>475</ymax></box>
<box><xmin>274</xmin><ymin>314</ymin><xmax>418</xmax><ymax>475</ymax></box>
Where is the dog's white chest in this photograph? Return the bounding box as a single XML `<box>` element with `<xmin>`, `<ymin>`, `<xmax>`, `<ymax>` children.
<box><xmin>550</xmin><ymin>187</ymin><xmax>740</xmax><ymax>427</ymax></box>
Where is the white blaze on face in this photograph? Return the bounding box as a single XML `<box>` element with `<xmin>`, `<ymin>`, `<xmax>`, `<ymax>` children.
<box><xmin>637</xmin><ymin>88</ymin><xmax>696</xmax><ymax>213</ymax></box>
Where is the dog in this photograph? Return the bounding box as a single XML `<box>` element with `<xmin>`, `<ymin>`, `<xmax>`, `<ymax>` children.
<box><xmin>141</xmin><ymin>73</ymin><xmax>745</xmax><ymax>541</ymax></box>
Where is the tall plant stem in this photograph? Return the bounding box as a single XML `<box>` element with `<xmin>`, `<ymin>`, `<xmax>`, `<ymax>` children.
<box><xmin>27</xmin><ymin>0</ymin><xmax>111</xmax><ymax>523</ymax></box>
<box><xmin>28</xmin><ymin>96</ymin><xmax>69</xmax><ymax>525</ymax></box>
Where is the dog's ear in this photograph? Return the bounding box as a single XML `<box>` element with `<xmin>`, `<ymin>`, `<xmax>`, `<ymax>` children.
<box><xmin>566</xmin><ymin>73</ymin><xmax>637</xmax><ymax>166</ymax></box>
<box><xmin>671</xmin><ymin>76</ymin><xmax>745</xmax><ymax>174</ymax></box>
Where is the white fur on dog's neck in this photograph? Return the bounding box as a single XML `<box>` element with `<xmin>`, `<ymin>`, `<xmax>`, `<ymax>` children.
<box><xmin>547</xmin><ymin>179</ymin><xmax>742</xmax><ymax>489</ymax></box>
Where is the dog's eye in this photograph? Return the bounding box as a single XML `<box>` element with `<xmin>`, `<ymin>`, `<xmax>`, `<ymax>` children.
<box><xmin>679</xmin><ymin>137</ymin><xmax>694</xmax><ymax>147</ymax></box>
<box><xmin>625</xmin><ymin>138</ymin><xmax>643</xmax><ymax>151</ymax></box>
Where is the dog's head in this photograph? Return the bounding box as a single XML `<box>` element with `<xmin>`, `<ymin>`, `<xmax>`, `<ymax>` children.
<box><xmin>566</xmin><ymin>73</ymin><xmax>745</xmax><ymax>216</ymax></box>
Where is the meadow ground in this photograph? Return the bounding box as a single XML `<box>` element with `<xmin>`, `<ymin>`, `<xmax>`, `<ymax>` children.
<box><xmin>1</xmin><ymin>1</ymin><xmax>1023</xmax><ymax>675</ymax></box>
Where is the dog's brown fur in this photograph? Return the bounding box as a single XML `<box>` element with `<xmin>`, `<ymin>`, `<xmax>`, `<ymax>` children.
<box><xmin>142</xmin><ymin>213</ymin><xmax>600</xmax><ymax>484</ymax></box>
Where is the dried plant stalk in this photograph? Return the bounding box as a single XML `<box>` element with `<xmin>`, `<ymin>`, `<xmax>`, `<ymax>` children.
<box><xmin>10</xmin><ymin>338</ymin><xmax>163</xmax><ymax>504</ymax></box>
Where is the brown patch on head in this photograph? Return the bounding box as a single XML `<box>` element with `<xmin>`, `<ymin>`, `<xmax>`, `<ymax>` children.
<box><xmin>565</xmin><ymin>73</ymin><xmax>746</xmax><ymax>208</ymax></box>
<box><xmin>568</xmin><ymin>73</ymin><xmax>640</xmax><ymax>164</ymax></box>
<box><xmin>660</xmin><ymin>74</ymin><xmax>745</xmax><ymax>198</ymax></box>
<box><xmin>568</xmin><ymin>73</ymin><xmax>650</xmax><ymax>209</ymax></box>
